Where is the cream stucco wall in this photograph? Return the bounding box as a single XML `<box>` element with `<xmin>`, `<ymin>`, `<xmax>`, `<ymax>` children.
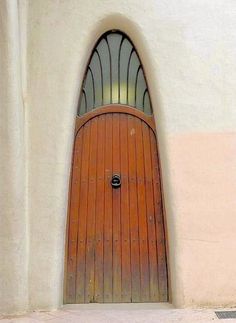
<box><xmin>1</xmin><ymin>0</ymin><xmax>236</xmax><ymax>315</ymax></box>
<box><xmin>0</xmin><ymin>0</ymin><xmax>28</xmax><ymax>314</ymax></box>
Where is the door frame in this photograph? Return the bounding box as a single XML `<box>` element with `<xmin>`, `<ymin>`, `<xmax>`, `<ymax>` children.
<box><xmin>64</xmin><ymin>104</ymin><xmax>170</xmax><ymax>303</ymax></box>
<box><xmin>75</xmin><ymin>105</ymin><xmax>156</xmax><ymax>133</ymax></box>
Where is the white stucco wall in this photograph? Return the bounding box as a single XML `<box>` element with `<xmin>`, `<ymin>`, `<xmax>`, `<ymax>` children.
<box><xmin>0</xmin><ymin>0</ymin><xmax>28</xmax><ymax>314</ymax></box>
<box><xmin>1</xmin><ymin>0</ymin><xmax>236</xmax><ymax>314</ymax></box>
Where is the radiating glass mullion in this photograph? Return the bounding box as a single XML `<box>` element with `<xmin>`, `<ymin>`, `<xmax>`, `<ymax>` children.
<box><xmin>78</xmin><ymin>32</ymin><xmax>153</xmax><ymax>116</ymax></box>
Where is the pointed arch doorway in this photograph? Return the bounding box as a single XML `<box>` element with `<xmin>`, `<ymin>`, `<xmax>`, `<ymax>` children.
<box><xmin>64</xmin><ymin>31</ymin><xmax>168</xmax><ymax>304</ymax></box>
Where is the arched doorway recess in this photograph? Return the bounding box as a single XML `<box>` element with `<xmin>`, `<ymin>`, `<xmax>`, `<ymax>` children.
<box><xmin>64</xmin><ymin>31</ymin><xmax>168</xmax><ymax>303</ymax></box>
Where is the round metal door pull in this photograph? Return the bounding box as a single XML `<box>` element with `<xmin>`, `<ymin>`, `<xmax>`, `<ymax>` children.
<box><xmin>111</xmin><ymin>174</ymin><xmax>121</xmax><ymax>188</ymax></box>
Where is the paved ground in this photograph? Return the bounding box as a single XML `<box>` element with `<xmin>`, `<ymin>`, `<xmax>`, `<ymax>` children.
<box><xmin>1</xmin><ymin>304</ymin><xmax>236</xmax><ymax>323</ymax></box>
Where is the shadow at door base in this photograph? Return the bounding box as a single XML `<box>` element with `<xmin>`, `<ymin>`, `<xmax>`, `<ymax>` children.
<box><xmin>63</xmin><ymin>303</ymin><xmax>173</xmax><ymax>310</ymax></box>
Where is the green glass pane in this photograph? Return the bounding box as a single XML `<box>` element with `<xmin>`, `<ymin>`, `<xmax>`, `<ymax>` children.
<box><xmin>83</xmin><ymin>71</ymin><xmax>94</xmax><ymax>112</ymax></box>
<box><xmin>89</xmin><ymin>52</ymin><xmax>102</xmax><ymax>107</ymax></box>
<box><xmin>127</xmin><ymin>51</ymin><xmax>139</xmax><ymax>107</ymax></box>
<box><xmin>79</xmin><ymin>93</ymin><xmax>86</xmax><ymax>115</ymax></box>
<box><xmin>119</xmin><ymin>38</ymin><xmax>132</xmax><ymax>105</ymax></box>
<box><xmin>136</xmin><ymin>69</ymin><xmax>147</xmax><ymax>111</ymax></box>
<box><xmin>144</xmin><ymin>91</ymin><xmax>152</xmax><ymax>115</ymax></box>
<box><xmin>97</xmin><ymin>38</ymin><xmax>111</xmax><ymax>105</ymax></box>
<box><xmin>107</xmin><ymin>33</ymin><xmax>122</xmax><ymax>104</ymax></box>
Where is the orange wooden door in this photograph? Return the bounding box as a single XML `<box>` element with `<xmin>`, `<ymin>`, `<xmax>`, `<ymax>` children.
<box><xmin>65</xmin><ymin>106</ymin><xmax>168</xmax><ymax>303</ymax></box>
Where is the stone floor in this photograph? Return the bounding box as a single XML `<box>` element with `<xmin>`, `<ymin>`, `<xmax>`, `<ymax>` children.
<box><xmin>1</xmin><ymin>304</ymin><xmax>236</xmax><ymax>323</ymax></box>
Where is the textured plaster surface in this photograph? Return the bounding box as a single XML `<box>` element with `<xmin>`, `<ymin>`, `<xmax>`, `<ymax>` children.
<box><xmin>0</xmin><ymin>0</ymin><xmax>28</xmax><ymax>314</ymax></box>
<box><xmin>166</xmin><ymin>132</ymin><xmax>236</xmax><ymax>307</ymax></box>
<box><xmin>1</xmin><ymin>0</ymin><xmax>236</xmax><ymax>314</ymax></box>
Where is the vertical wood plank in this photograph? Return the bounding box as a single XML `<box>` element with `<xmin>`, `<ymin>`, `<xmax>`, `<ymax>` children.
<box><xmin>120</xmin><ymin>114</ymin><xmax>132</xmax><ymax>302</ymax></box>
<box><xmin>150</xmin><ymin>129</ymin><xmax>168</xmax><ymax>302</ymax></box>
<box><xmin>127</xmin><ymin>115</ymin><xmax>141</xmax><ymax>302</ymax></box>
<box><xmin>85</xmin><ymin>118</ymin><xmax>98</xmax><ymax>302</ymax></box>
<box><xmin>75</xmin><ymin>122</ymin><xmax>91</xmax><ymax>303</ymax></box>
<box><xmin>135</xmin><ymin>118</ymin><xmax>150</xmax><ymax>302</ymax></box>
<box><xmin>112</xmin><ymin>113</ymin><xmax>122</xmax><ymax>302</ymax></box>
<box><xmin>66</xmin><ymin>109</ymin><xmax>168</xmax><ymax>305</ymax></box>
<box><xmin>94</xmin><ymin>115</ymin><xmax>106</xmax><ymax>303</ymax></box>
<box><xmin>104</xmin><ymin>114</ymin><xmax>113</xmax><ymax>302</ymax></box>
<box><xmin>66</xmin><ymin>128</ymin><xmax>84</xmax><ymax>303</ymax></box>
<box><xmin>142</xmin><ymin>120</ymin><xmax>159</xmax><ymax>302</ymax></box>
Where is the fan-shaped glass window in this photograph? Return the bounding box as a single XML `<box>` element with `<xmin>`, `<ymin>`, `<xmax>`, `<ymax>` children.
<box><xmin>78</xmin><ymin>31</ymin><xmax>152</xmax><ymax>116</ymax></box>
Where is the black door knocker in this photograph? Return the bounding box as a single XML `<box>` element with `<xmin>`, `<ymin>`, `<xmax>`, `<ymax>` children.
<box><xmin>111</xmin><ymin>174</ymin><xmax>121</xmax><ymax>189</ymax></box>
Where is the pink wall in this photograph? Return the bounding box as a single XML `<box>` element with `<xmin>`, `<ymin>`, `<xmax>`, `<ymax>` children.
<box><xmin>165</xmin><ymin>132</ymin><xmax>236</xmax><ymax>306</ymax></box>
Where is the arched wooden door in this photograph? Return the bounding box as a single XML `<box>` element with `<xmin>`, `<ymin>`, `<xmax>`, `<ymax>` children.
<box><xmin>64</xmin><ymin>105</ymin><xmax>168</xmax><ymax>303</ymax></box>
